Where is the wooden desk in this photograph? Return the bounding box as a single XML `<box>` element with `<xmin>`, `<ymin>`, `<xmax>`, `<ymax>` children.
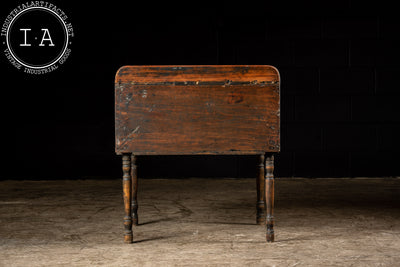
<box><xmin>115</xmin><ymin>65</ymin><xmax>280</xmax><ymax>243</ymax></box>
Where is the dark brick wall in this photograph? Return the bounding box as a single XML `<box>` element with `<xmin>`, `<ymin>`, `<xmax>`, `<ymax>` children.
<box><xmin>215</xmin><ymin>3</ymin><xmax>400</xmax><ymax>177</ymax></box>
<box><xmin>2</xmin><ymin>1</ymin><xmax>400</xmax><ymax>178</ymax></box>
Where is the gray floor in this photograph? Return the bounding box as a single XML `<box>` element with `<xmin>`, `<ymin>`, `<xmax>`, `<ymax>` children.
<box><xmin>0</xmin><ymin>177</ymin><xmax>399</xmax><ymax>266</ymax></box>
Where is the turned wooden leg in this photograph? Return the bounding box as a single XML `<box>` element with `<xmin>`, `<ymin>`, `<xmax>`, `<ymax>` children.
<box><xmin>265</xmin><ymin>153</ymin><xmax>275</xmax><ymax>242</ymax></box>
<box><xmin>131</xmin><ymin>154</ymin><xmax>138</xmax><ymax>226</ymax></box>
<box><xmin>122</xmin><ymin>153</ymin><xmax>133</xmax><ymax>243</ymax></box>
<box><xmin>256</xmin><ymin>154</ymin><xmax>266</xmax><ymax>224</ymax></box>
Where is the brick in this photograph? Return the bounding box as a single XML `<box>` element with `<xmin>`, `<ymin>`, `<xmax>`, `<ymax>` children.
<box><xmin>377</xmin><ymin>125</ymin><xmax>400</xmax><ymax>151</ymax></box>
<box><xmin>377</xmin><ymin>40</ymin><xmax>400</xmax><ymax>67</ymax></box>
<box><xmin>351</xmin><ymin>96</ymin><xmax>375</xmax><ymax>121</ymax></box>
<box><xmin>281</xmin><ymin>67</ymin><xmax>319</xmax><ymax>95</ymax></box>
<box><xmin>351</xmin><ymin>40</ymin><xmax>400</xmax><ymax>67</ymax></box>
<box><xmin>218</xmin><ymin>44</ymin><xmax>237</xmax><ymax>65</ymax></box>
<box><xmin>323</xmin><ymin>16</ymin><xmax>378</xmax><ymax>39</ymax></box>
<box><xmin>295</xmin><ymin>96</ymin><xmax>351</xmax><ymax>122</ymax></box>
<box><xmin>235</xmin><ymin>40</ymin><xmax>294</xmax><ymax>67</ymax></box>
<box><xmin>350</xmin><ymin>152</ymin><xmax>400</xmax><ymax>177</ymax></box>
<box><xmin>220</xmin><ymin>16</ymin><xmax>266</xmax><ymax>42</ymax></box>
<box><xmin>376</xmin><ymin>68</ymin><xmax>400</xmax><ymax>95</ymax></box>
<box><xmin>115</xmin><ymin>18</ymin><xmax>218</xmax><ymax>65</ymax></box>
<box><xmin>274</xmin><ymin>152</ymin><xmax>294</xmax><ymax>177</ymax></box>
<box><xmin>284</xmin><ymin>125</ymin><xmax>323</xmax><ymax>151</ymax></box>
<box><xmin>350</xmin><ymin>0</ymin><xmax>394</xmax><ymax>15</ymax></box>
<box><xmin>351</xmin><ymin>96</ymin><xmax>400</xmax><ymax>122</ymax></box>
<box><xmin>268</xmin><ymin>0</ymin><xmax>350</xmax><ymax>16</ymax></box>
<box><xmin>129</xmin><ymin>40</ymin><xmax>218</xmax><ymax>65</ymax></box>
<box><xmin>294</xmin><ymin>40</ymin><xmax>348</xmax><ymax>67</ymax></box>
<box><xmin>140</xmin><ymin>156</ymin><xmax>245</xmax><ymax>178</ymax></box>
<box><xmin>281</xmin><ymin>95</ymin><xmax>295</xmax><ymax>122</ymax></box>
<box><xmin>379</xmin><ymin>16</ymin><xmax>400</xmax><ymax>40</ymax></box>
<box><xmin>320</xmin><ymin>68</ymin><xmax>374</xmax><ymax>95</ymax></box>
<box><xmin>220</xmin><ymin>2</ymin><xmax>269</xmax><ymax>17</ymax></box>
<box><xmin>294</xmin><ymin>151</ymin><xmax>349</xmax><ymax>177</ymax></box>
<box><xmin>13</xmin><ymin>122</ymin><xmax>119</xmax><ymax>179</ymax></box>
<box><xmin>350</xmin><ymin>40</ymin><xmax>377</xmax><ymax>67</ymax></box>
<box><xmin>324</xmin><ymin>125</ymin><xmax>377</xmax><ymax>151</ymax></box>
<box><xmin>267</xmin><ymin>16</ymin><xmax>322</xmax><ymax>40</ymax></box>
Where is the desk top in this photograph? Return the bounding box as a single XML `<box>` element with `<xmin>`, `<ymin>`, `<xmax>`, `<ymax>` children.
<box><xmin>115</xmin><ymin>65</ymin><xmax>280</xmax><ymax>155</ymax></box>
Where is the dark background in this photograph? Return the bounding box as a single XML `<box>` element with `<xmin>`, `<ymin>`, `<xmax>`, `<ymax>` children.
<box><xmin>1</xmin><ymin>1</ymin><xmax>400</xmax><ymax>179</ymax></box>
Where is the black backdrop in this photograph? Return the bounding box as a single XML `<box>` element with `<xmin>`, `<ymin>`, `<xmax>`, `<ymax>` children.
<box><xmin>2</xmin><ymin>1</ymin><xmax>400</xmax><ymax>179</ymax></box>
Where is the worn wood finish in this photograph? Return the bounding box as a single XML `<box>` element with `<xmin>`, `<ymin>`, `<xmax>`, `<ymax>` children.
<box><xmin>265</xmin><ymin>154</ymin><xmax>275</xmax><ymax>242</ymax></box>
<box><xmin>122</xmin><ymin>153</ymin><xmax>133</xmax><ymax>243</ymax></box>
<box><xmin>115</xmin><ymin>65</ymin><xmax>280</xmax><ymax>155</ymax></box>
<box><xmin>115</xmin><ymin>65</ymin><xmax>280</xmax><ymax>243</ymax></box>
<box><xmin>115</xmin><ymin>65</ymin><xmax>279</xmax><ymax>84</ymax></box>
<box><xmin>256</xmin><ymin>154</ymin><xmax>266</xmax><ymax>224</ymax></box>
<box><xmin>131</xmin><ymin>154</ymin><xmax>138</xmax><ymax>226</ymax></box>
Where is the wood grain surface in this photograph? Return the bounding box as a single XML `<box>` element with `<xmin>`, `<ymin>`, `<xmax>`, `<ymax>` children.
<box><xmin>115</xmin><ymin>65</ymin><xmax>280</xmax><ymax>155</ymax></box>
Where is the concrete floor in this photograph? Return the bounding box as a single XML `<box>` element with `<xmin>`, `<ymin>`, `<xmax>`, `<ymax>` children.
<box><xmin>0</xmin><ymin>177</ymin><xmax>399</xmax><ymax>266</ymax></box>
